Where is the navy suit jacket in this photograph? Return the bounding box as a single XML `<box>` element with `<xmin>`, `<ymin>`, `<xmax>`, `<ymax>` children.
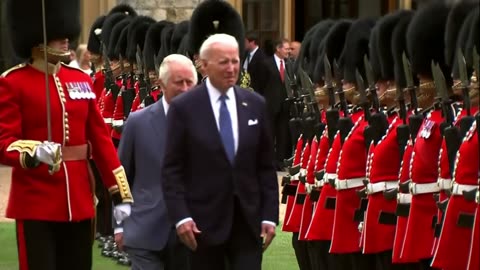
<box><xmin>117</xmin><ymin>100</ymin><xmax>171</xmax><ymax>251</ymax></box>
<box><xmin>162</xmin><ymin>82</ymin><xmax>279</xmax><ymax>246</ymax></box>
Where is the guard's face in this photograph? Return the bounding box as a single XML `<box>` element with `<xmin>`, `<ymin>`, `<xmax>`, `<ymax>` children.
<box><xmin>161</xmin><ymin>63</ymin><xmax>196</xmax><ymax>104</ymax></box>
<box><xmin>48</xmin><ymin>38</ymin><xmax>69</xmax><ymax>53</ymax></box>
<box><xmin>203</xmin><ymin>43</ymin><xmax>240</xmax><ymax>91</ymax></box>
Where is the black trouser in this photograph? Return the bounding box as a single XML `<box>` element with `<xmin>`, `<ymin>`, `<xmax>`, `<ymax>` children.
<box><xmin>376</xmin><ymin>250</ymin><xmax>407</xmax><ymax>270</ymax></box>
<box><xmin>292</xmin><ymin>233</ymin><xmax>312</xmax><ymax>270</ymax></box>
<box><xmin>15</xmin><ymin>219</ymin><xmax>93</xmax><ymax>270</ymax></box>
<box><xmin>90</xmin><ymin>160</ymin><xmax>112</xmax><ymax>236</ymax></box>
<box><xmin>307</xmin><ymin>240</ymin><xmax>336</xmax><ymax>270</ymax></box>
<box><xmin>334</xmin><ymin>252</ymin><xmax>376</xmax><ymax>270</ymax></box>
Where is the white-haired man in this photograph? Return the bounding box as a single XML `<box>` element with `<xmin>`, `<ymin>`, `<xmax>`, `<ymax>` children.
<box><xmin>162</xmin><ymin>33</ymin><xmax>279</xmax><ymax>270</ymax></box>
<box><xmin>116</xmin><ymin>54</ymin><xmax>197</xmax><ymax>270</ymax></box>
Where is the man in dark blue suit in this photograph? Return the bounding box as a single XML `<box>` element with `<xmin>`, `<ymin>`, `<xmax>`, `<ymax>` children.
<box><xmin>162</xmin><ymin>30</ymin><xmax>279</xmax><ymax>270</ymax></box>
<box><xmin>116</xmin><ymin>54</ymin><xmax>197</xmax><ymax>270</ymax></box>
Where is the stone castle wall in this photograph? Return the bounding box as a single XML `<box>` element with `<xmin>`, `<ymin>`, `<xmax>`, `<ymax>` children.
<box><xmin>117</xmin><ymin>0</ymin><xmax>205</xmax><ymax>22</ymax></box>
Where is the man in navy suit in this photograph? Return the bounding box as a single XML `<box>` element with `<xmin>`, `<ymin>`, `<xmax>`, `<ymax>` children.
<box><xmin>116</xmin><ymin>54</ymin><xmax>197</xmax><ymax>270</ymax></box>
<box><xmin>162</xmin><ymin>33</ymin><xmax>279</xmax><ymax>270</ymax></box>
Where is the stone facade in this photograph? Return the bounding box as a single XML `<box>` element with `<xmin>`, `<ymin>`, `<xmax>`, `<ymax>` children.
<box><xmin>117</xmin><ymin>0</ymin><xmax>205</xmax><ymax>22</ymax></box>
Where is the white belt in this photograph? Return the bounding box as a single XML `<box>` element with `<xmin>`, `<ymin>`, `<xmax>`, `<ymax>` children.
<box><xmin>366</xmin><ymin>181</ymin><xmax>398</xmax><ymax>195</ymax></box>
<box><xmin>315</xmin><ymin>179</ymin><xmax>325</xmax><ymax>188</ymax></box>
<box><xmin>397</xmin><ymin>193</ymin><xmax>412</xmax><ymax>204</ymax></box>
<box><xmin>305</xmin><ymin>183</ymin><xmax>313</xmax><ymax>194</ymax></box>
<box><xmin>476</xmin><ymin>190</ymin><xmax>479</xmax><ymax>204</ymax></box>
<box><xmin>409</xmin><ymin>182</ymin><xmax>441</xmax><ymax>195</ymax></box>
<box><xmin>323</xmin><ymin>173</ymin><xmax>337</xmax><ymax>186</ymax></box>
<box><xmin>291</xmin><ymin>168</ymin><xmax>306</xmax><ymax>180</ymax></box>
<box><xmin>103</xmin><ymin>118</ymin><xmax>113</xmax><ymax>124</ymax></box>
<box><xmin>437</xmin><ymin>177</ymin><xmax>452</xmax><ymax>190</ymax></box>
<box><xmin>335</xmin><ymin>177</ymin><xmax>365</xmax><ymax>190</ymax></box>
<box><xmin>112</xmin><ymin>119</ymin><xmax>124</xmax><ymax>127</ymax></box>
<box><xmin>451</xmin><ymin>183</ymin><xmax>478</xmax><ymax>196</ymax></box>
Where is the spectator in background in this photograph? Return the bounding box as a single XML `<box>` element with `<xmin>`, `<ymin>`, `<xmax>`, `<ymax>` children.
<box><xmin>74</xmin><ymin>44</ymin><xmax>93</xmax><ymax>75</ymax></box>
<box><xmin>289</xmin><ymin>41</ymin><xmax>301</xmax><ymax>60</ymax></box>
<box><xmin>243</xmin><ymin>32</ymin><xmax>267</xmax><ymax>93</ymax></box>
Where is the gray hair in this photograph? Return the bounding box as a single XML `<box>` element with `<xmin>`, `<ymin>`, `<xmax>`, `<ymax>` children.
<box><xmin>158</xmin><ymin>54</ymin><xmax>197</xmax><ymax>85</ymax></box>
<box><xmin>199</xmin><ymin>33</ymin><xmax>239</xmax><ymax>60</ymax></box>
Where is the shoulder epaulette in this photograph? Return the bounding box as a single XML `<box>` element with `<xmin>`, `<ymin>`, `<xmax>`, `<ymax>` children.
<box><xmin>1</xmin><ymin>63</ymin><xmax>27</xmax><ymax>77</ymax></box>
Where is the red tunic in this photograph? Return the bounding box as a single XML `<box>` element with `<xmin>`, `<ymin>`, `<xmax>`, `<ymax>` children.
<box><xmin>402</xmin><ymin>109</ymin><xmax>443</xmax><ymax>261</ymax></box>
<box><xmin>330</xmin><ymin>111</ymin><xmax>368</xmax><ymax>254</ymax></box>
<box><xmin>0</xmin><ymin>62</ymin><xmax>132</xmax><ymax>222</ymax></box>
<box><xmin>433</xmin><ymin>120</ymin><xmax>478</xmax><ymax>270</ymax></box>
<box><xmin>92</xmin><ymin>71</ymin><xmax>104</xmax><ymax>103</ymax></box>
<box><xmin>362</xmin><ymin>115</ymin><xmax>401</xmax><ymax>254</ymax></box>
<box><xmin>468</xmin><ymin>199</ymin><xmax>480</xmax><ymax>270</ymax></box>
<box><xmin>282</xmin><ymin>136</ymin><xmax>304</xmax><ymax>232</ymax></box>
<box><xmin>299</xmin><ymin>137</ymin><xmax>319</xmax><ymax>240</ymax></box>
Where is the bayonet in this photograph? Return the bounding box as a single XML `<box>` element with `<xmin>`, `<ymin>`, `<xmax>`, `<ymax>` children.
<box><xmin>457</xmin><ymin>48</ymin><xmax>471</xmax><ymax>116</ymax></box>
<box><xmin>364</xmin><ymin>55</ymin><xmax>380</xmax><ymax>111</ymax></box>
<box><xmin>136</xmin><ymin>45</ymin><xmax>148</xmax><ymax>103</ymax></box>
<box><xmin>402</xmin><ymin>52</ymin><xmax>418</xmax><ymax>113</ymax></box>
<box><xmin>334</xmin><ymin>60</ymin><xmax>349</xmax><ymax>117</ymax></box>
<box><xmin>432</xmin><ymin>62</ymin><xmax>454</xmax><ymax>125</ymax></box>
<box><xmin>102</xmin><ymin>44</ymin><xmax>120</xmax><ymax>101</ymax></box>
<box><xmin>396</xmin><ymin>78</ymin><xmax>408</xmax><ymax>125</ymax></box>
<box><xmin>355</xmin><ymin>69</ymin><xmax>371</xmax><ymax>121</ymax></box>
<box><xmin>324</xmin><ymin>55</ymin><xmax>340</xmax><ymax>146</ymax></box>
<box><xmin>324</xmin><ymin>55</ymin><xmax>336</xmax><ymax>109</ymax></box>
<box><xmin>284</xmin><ymin>70</ymin><xmax>295</xmax><ymax>99</ymax></box>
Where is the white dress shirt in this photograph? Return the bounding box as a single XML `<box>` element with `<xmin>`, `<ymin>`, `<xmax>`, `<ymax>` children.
<box><xmin>273</xmin><ymin>54</ymin><xmax>283</xmax><ymax>72</ymax></box>
<box><xmin>243</xmin><ymin>46</ymin><xmax>259</xmax><ymax>70</ymax></box>
<box><xmin>162</xmin><ymin>96</ymin><xmax>169</xmax><ymax>116</ymax></box>
<box><xmin>176</xmin><ymin>78</ymin><xmax>275</xmax><ymax>228</ymax></box>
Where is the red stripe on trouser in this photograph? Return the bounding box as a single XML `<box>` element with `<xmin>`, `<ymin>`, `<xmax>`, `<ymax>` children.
<box><xmin>16</xmin><ymin>221</ymin><xmax>28</xmax><ymax>270</ymax></box>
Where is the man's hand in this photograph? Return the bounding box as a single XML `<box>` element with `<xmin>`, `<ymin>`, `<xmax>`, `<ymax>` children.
<box><xmin>114</xmin><ymin>232</ymin><xmax>124</xmax><ymax>251</ymax></box>
<box><xmin>261</xmin><ymin>223</ymin><xmax>276</xmax><ymax>252</ymax></box>
<box><xmin>113</xmin><ymin>203</ymin><xmax>131</xmax><ymax>224</ymax></box>
<box><xmin>35</xmin><ymin>141</ymin><xmax>62</xmax><ymax>173</ymax></box>
<box><xmin>176</xmin><ymin>220</ymin><xmax>201</xmax><ymax>251</ymax></box>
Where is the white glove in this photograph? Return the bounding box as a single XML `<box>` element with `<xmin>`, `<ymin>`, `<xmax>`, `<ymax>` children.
<box><xmin>35</xmin><ymin>141</ymin><xmax>62</xmax><ymax>173</ymax></box>
<box><xmin>113</xmin><ymin>203</ymin><xmax>131</xmax><ymax>224</ymax></box>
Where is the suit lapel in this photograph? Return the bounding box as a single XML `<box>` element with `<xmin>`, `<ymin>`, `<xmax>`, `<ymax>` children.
<box><xmin>149</xmin><ymin>100</ymin><xmax>166</xmax><ymax>138</ymax></box>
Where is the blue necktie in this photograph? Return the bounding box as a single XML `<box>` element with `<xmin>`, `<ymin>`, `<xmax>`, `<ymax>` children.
<box><xmin>219</xmin><ymin>95</ymin><xmax>235</xmax><ymax>164</ymax></box>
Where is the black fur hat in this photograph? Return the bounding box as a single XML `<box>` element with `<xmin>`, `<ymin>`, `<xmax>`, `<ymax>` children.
<box><xmin>452</xmin><ymin>7</ymin><xmax>477</xmax><ymax>79</ymax></box>
<box><xmin>445</xmin><ymin>0</ymin><xmax>479</xmax><ymax>69</ymax></box>
<box><xmin>324</xmin><ymin>20</ymin><xmax>352</xmax><ymax>66</ymax></box>
<box><xmin>126</xmin><ymin>16</ymin><xmax>156</xmax><ymax>62</ymax></box>
<box><xmin>102</xmin><ymin>13</ymin><xmax>129</xmax><ymax>54</ymax></box>
<box><xmin>108</xmin><ymin>4</ymin><xmax>137</xmax><ymax>17</ymax></box>
<box><xmin>6</xmin><ymin>0</ymin><xmax>81</xmax><ymax>59</ymax></box>
<box><xmin>307</xmin><ymin>19</ymin><xmax>334</xmax><ymax>78</ymax></box>
<box><xmin>171</xmin><ymin>21</ymin><xmax>190</xmax><ymax>55</ymax></box>
<box><xmin>177</xmin><ymin>35</ymin><xmax>191</xmax><ymax>56</ymax></box>
<box><xmin>158</xmin><ymin>24</ymin><xmax>175</xmax><ymax>63</ymax></box>
<box><xmin>465</xmin><ymin>7</ymin><xmax>479</xmax><ymax>70</ymax></box>
<box><xmin>407</xmin><ymin>1</ymin><xmax>451</xmax><ymax>80</ymax></box>
<box><xmin>110</xmin><ymin>18</ymin><xmax>132</xmax><ymax>60</ymax></box>
<box><xmin>392</xmin><ymin>12</ymin><xmax>416</xmax><ymax>89</ymax></box>
<box><xmin>342</xmin><ymin>18</ymin><xmax>376</xmax><ymax>84</ymax></box>
<box><xmin>369</xmin><ymin>25</ymin><xmax>382</xmax><ymax>82</ymax></box>
<box><xmin>87</xmin><ymin>16</ymin><xmax>106</xmax><ymax>56</ymax></box>
<box><xmin>143</xmin><ymin>21</ymin><xmax>175</xmax><ymax>72</ymax></box>
<box><xmin>188</xmin><ymin>0</ymin><xmax>245</xmax><ymax>57</ymax></box>
<box><xmin>377</xmin><ymin>10</ymin><xmax>413</xmax><ymax>82</ymax></box>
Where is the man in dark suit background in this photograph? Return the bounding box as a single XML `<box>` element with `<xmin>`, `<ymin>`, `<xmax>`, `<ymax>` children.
<box><xmin>116</xmin><ymin>54</ymin><xmax>197</xmax><ymax>270</ymax></box>
<box><xmin>161</xmin><ymin>3</ymin><xmax>278</xmax><ymax>268</ymax></box>
<box><xmin>262</xmin><ymin>38</ymin><xmax>292</xmax><ymax>170</ymax></box>
<box><xmin>243</xmin><ymin>32</ymin><xmax>267</xmax><ymax>93</ymax></box>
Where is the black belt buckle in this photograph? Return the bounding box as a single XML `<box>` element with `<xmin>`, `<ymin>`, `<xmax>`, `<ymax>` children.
<box><xmin>353</xmin><ymin>198</ymin><xmax>369</xmax><ymax>222</ymax></box>
<box><xmin>310</xmin><ymin>189</ymin><xmax>321</xmax><ymax>202</ymax></box>
<box><xmin>395</xmin><ymin>203</ymin><xmax>410</xmax><ymax>217</ymax></box>
<box><xmin>457</xmin><ymin>212</ymin><xmax>475</xmax><ymax>228</ymax></box>
<box><xmin>324</xmin><ymin>197</ymin><xmax>336</xmax><ymax>209</ymax></box>
<box><xmin>378</xmin><ymin>211</ymin><xmax>397</xmax><ymax>225</ymax></box>
<box><xmin>296</xmin><ymin>193</ymin><xmax>307</xmax><ymax>205</ymax></box>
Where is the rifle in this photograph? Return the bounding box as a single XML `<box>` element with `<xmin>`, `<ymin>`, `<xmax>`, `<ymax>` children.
<box><xmin>355</xmin><ymin>70</ymin><xmax>374</xmax><ymax>150</ymax></box>
<box><xmin>324</xmin><ymin>55</ymin><xmax>340</xmax><ymax>147</ymax></box>
<box><xmin>298</xmin><ymin>67</ymin><xmax>325</xmax><ymax>141</ymax></box>
<box><xmin>457</xmin><ymin>48</ymin><xmax>475</xmax><ymax>137</ymax></box>
<box><xmin>402</xmin><ymin>52</ymin><xmax>423</xmax><ymax>142</ymax></box>
<box><xmin>395</xmin><ymin>66</ymin><xmax>410</xmax><ymax>165</ymax></box>
<box><xmin>102</xmin><ymin>44</ymin><xmax>121</xmax><ymax>104</ymax></box>
<box><xmin>333</xmin><ymin>60</ymin><xmax>354</xmax><ymax>145</ymax></box>
<box><xmin>364</xmin><ymin>55</ymin><xmax>389</xmax><ymax>145</ymax></box>
<box><xmin>432</xmin><ymin>62</ymin><xmax>460</xmax><ymax>176</ymax></box>
<box><xmin>285</xmin><ymin>66</ymin><xmax>303</xmax><ymax>146</ymax></box>
<box><xmin>136</xmin><ymin>46</ymin><xmax>149</xmax><ymax>103</ymax></box>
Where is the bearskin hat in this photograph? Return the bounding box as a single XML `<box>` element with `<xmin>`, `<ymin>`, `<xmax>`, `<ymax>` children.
<box><xmin>342</xmin><ymin>18</ymin><xmax>376</xmax><ymax>84</ymax></box>
<box><xmin>188</xmin><ymin>0</ymin><xmax>245</xmax><ymax>57</ymax></box>
<box><xmin>392</xmin><ymin>12</ymin><xmax>416</xmax><ymax>89</ymax></box>
<box><xmin>102</xmin><ymin>13</ymin><xmax>129</xmax><ymax>54</ymax></box>
<box><xmin>158</xmin><ymin>24</ymin><xmax>175</xmax><ymax>63</ymax></box>
<box><xmin>407</xmin><ymin>1</ymin><xmax>451</xmax><ymax>81</ymax></box>
<box><xmin>445</xmin><ymin>0</ymin><xmax>479</xmax><ymax>69</ymax></box>
<box><xmin>308</xmin><ymin>19</ymin><xmax>334</xmax><ymax>79</ymax></box>
<box><xmin>377</xmin><ymin>10</ymin><xmax>414</xmax><ymax>82</ymax></box>
<box><xmin>368</xmin><ymin>25</ymin><xmax>382</xmax><ymax>82</ymax></box>
<box><xmin>126</xmin><ymin>16</ymin><xmax>156</xmax><ymax>62</ymax></box>
<box><xmin>171</xmin><ymin>20</ymin><xmax>190</xmax><ymax>55</ymax></box>
<box><xmin>87</xmin><ymin>16</ymin><xmax>106</xmax><ymax>56</ymax></box>
<box><xmin>177</xmin><ymin>35</ymin><xmax>191</xmax><ymax>56</ymax></box>
<box><xmin>6</xmin><ymin>0</ymin><xmax>81</xmax><ymax>59</ymax></box>
<box><xmin>109</xmin><ymin>18</ymin><xmax>132</xmax><ymax>60</ymax></box>
<box><xmin>451</xmin><ymin>7</ymin><xmax>477</xmax><ymax>79</ymax></box>
<box><xmin>324</xmin><ymin>20</ymin><xmax>352</xmax><ymax>67</ymax></box>
<box><xmin>143</xmin><ymin>21</ymin><xmax>175</xmax><ymax>72</ymax></box>
<box><xmin>465</xmin><ymin>7</ymin><xmax>479</xmax><ymax>70</ymax></box>
<box><xmin>108</xmin><ymin>4</ymin><xmax>137</xmax><ymax>17</ymax></box>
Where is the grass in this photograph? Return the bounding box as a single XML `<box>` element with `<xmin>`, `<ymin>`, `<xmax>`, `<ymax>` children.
<box><xmin>0</xmin><ymin>222</ymin><xmax>298</xmax><ymax>270</ymax></box>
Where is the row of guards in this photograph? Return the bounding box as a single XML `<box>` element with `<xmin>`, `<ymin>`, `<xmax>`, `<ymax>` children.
<box><xmin>279</xmin><ymin>1</ymin><xmax>479</xmax><ymax>270</ymax></box>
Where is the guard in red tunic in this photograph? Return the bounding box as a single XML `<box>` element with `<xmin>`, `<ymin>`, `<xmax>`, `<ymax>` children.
<box><xmin>87</xmin><ymin>15</ymin><xmax>106</xmax><ymax>102</ymax></box>
<box><xmin>401</xmin><ymin>2</ymin><xmax>452</xmax><ymax>266</ymax></box>
<box><xmin>0</xmin><ymin>1</ymin><xmax>133</xmax><ymax>269</ymax></box>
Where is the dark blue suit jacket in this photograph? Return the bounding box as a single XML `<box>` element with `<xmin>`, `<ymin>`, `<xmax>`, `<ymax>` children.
<box><xmin>162</xmin><ymin>82</ymin><xmax>279</xmax><ymax>246</ymax></box>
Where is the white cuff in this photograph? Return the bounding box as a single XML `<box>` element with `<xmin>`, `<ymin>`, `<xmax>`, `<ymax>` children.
<box><xmin>114</xmin><ymin>227</ymin><xmax>123</xmax><ymax>234</ymax></box>
<box><xmin>261</xmin><ymin>220</ymin><xmax>276</xmax><ymax>227</ymax></box>
<box><xmin>176</xmin><ymin>217</ymin><xmax>193</xmax><ymax>228</ymax></box>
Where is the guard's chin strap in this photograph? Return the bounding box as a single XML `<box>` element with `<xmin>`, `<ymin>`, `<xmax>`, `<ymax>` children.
<box><xmin>32</xmin><ymin>45</ymin><xmax>70</xmax><ymax>64</ymax></box>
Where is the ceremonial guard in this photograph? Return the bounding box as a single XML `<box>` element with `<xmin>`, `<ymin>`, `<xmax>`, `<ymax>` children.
<box><xmin>87</xmin><ymin>15</ymin><xmax>106</xmax><ymax>101</ymax></box>
<box><xmin>0</xmin><ymin>0</ymin><xmax>133</xmax><ymax>269</ymax></box>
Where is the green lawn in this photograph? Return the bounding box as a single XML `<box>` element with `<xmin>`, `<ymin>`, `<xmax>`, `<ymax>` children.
<box><xmin>0</xmin><ymin>222</ymin><xmax>298</xmax><ymax>270</ymax></box>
